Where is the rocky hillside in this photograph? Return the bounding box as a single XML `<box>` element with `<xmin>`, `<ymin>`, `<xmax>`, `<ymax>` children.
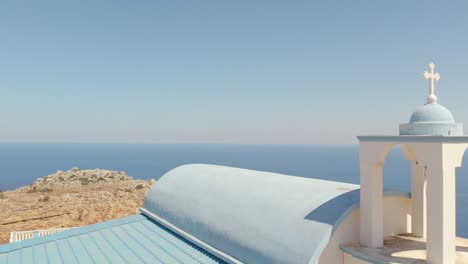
<box><xmin>0</xmin><ymin>168</ymin><xmax>155</xmax><ymax>244</ymax></box>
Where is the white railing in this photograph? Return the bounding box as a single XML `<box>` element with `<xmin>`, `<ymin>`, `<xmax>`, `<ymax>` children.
<box><xmin>10</xmin><ymin>228</ymin><xmax>73</xmax><ymax>243</ymax></box>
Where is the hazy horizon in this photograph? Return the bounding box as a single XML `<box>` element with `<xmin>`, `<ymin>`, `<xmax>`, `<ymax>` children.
<box><xmin>2</xmin><ymin>1</ymin><xmax>468</xmax><ymax>144</ymax></box>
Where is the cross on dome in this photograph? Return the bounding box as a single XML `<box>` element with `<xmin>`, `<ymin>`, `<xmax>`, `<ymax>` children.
<box><xmin>423</xmin><ymin>62</ymin><xmax>440</xmax><ymax>104</ymax></box>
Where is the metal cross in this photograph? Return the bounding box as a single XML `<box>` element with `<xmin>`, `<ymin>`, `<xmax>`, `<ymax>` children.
<box><xmin>423</xmin><ymin>63</ymin><xmax>440</xmax><ymax>104</ymax></box>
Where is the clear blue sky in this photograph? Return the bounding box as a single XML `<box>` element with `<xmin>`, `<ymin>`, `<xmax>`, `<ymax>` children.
<box><xmin>1</xmin><ymin>1</ymin><xmax>468</xmax><ymax>144</ymax></box>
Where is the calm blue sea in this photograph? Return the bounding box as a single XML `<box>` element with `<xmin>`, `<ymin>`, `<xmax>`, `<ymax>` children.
<box><xmin>1</xmin><ymin>144</ymin><xmax>467</xmax><ymax>237</ymax></box>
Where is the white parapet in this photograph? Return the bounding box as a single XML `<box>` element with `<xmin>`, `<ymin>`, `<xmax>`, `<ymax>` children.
<box><xmin>10</xmin><ymin>228</ymin><xmax>73</xmax><ymax>243</ymax></box>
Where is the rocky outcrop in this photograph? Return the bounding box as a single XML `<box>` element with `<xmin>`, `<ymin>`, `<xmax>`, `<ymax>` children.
<box><xmin>18</xmin><ymin>167</ymin><xmax>153</xmax><ymax>192</ymax></box>
<box><xmin>0</xmin><ymin>168</ymin><xmax>155</xmax><ymax>244</ymax></box>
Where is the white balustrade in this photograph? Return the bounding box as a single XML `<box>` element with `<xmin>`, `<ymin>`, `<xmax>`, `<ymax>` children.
<box><xmin>9</xmin><ymin>228</ymin><xmax>73</xmax><ymax>243</ymax></box>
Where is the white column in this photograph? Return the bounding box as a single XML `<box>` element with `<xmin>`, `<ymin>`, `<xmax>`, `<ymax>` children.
<box><xmin>410</xmin><ymin>161</ymin><xmax>426</xmax><ymax>237</ymax></box>
<box><xmin>426</xmin><ymin>164</ymin><xmax>456</xmax><ymax>264</ymax></box>
<box><xmin>360</xmin><ymin>161</ymin><xmax>383</xmax><ymax>248</ymax></box>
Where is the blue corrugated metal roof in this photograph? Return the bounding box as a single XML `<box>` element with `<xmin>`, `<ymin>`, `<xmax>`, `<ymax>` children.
<box><xmin>0</xmin><ymin>214</ymin><xmax>225</xmax><ymax>264</ymax></box>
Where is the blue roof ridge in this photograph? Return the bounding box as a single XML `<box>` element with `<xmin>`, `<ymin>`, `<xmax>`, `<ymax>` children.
<box><xmin>128</xmin><ymin>218</ymin><xmax>206</xmax><ymax>264</ymax></box>
<box><xmin>139</xmin><ymin>207</ymin><xmax>242</xmax><ymax>264</ymax></box>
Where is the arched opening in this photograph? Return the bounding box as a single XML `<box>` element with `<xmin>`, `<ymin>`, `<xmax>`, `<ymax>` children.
<box><xmin>456</xmin><ymin>148</ymin><xmax>468</xmax><ymax>239</ymax></box>
<box><xmin>358</xmin><ymin>140</ymin><xmax>427</xmax><ymax>248</ymax></box>
<box><xmin>383</xmin><ymin>145</ymin><xmax>411</xmax><ymax>193</ymax></box>
<box><xmin>381</xmin><ymin>144</ymin><xmax>413</xmax><ymax>236</ymax></box>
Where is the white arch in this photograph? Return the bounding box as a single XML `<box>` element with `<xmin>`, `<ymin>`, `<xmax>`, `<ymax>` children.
<box><xmin>358</xmin><ymin>141</ymin><xmax>418</xmax><ymax>247</ymax></box>
<box><xmin>359</xmin><ymin>138</ymin><xmax>468</xmax><ymax>263</ymax></box>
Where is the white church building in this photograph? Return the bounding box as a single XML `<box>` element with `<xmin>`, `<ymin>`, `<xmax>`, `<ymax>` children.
<box><xmin>0</xmin><ymin>63</ymin><xmax>467</xmax><ymax>264</ymax></box>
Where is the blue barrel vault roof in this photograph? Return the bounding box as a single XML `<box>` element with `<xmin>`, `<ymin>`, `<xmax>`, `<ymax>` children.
<box><xmin>143</xmin><ymin>164</ymin><xmax>363</xmax><ymax>264</ymax></box>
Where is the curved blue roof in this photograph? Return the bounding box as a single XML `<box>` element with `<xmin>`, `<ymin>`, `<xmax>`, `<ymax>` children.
<box><xmin>142</xmin><ymin>164</ymin><xmax>363</xmax><ymax>264</ymax></box>
<box><xmin>409</xmin><ymin>103</ymin><xmax>455</xmax><ymax>123</ymax></box>
<box><xmin>0</xmin><ymin>214</ymin><xmax>225</xmax><ymax>264</ymax></box>
<box><xmin>400</xmin><ymin>103</ymin><xmax>463</xmax><ymax>136</ymax></box>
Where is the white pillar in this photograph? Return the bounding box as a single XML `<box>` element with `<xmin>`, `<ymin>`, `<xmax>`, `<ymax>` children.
<box><xmin>410</xmin><ymin>161</ymin><xmax>426</xmax><ymax>237</ymax></box>
<box><xmin>426</xmin><ymin>164</ymin><xmax>456</xmax><ymax>264</ymax></box>
<box><xmin>360</xmin><ymin>161</ymin><xmax>383</xmax><ymax>248</ymax></box>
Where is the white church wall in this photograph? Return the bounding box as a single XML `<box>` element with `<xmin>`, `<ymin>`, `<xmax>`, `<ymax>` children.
<box><xmin>318</xmin><ymin>210</ymin><xmax>359</xmax><ymax>264</ymax></box>
<box><xmin>318</xmin><ymin>196</ymin><xmax>411</xmax><ymax>264</ymax></box>
<box><xmin>383</xmin><ymin>196</ymin><xmax>411</xmax><ymax>236</ymax></box>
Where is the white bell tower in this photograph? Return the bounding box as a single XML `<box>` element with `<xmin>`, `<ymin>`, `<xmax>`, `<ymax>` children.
<box><xmin>358</xmin><ymin>63</ymin><xmax>468</xmax><ymax>264</ymax></box>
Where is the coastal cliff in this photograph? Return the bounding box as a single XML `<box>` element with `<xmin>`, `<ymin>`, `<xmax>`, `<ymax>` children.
<box><xmin>0</xmin><ymin>168</ymin><xmax>155</xmax><ymax>244</ymax></box>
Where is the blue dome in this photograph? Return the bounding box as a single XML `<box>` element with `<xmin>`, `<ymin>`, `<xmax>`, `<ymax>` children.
<box><xmin>409</xmin><ymin>103</ymin><xmax>455</xmax><ymax>123</ymax></box>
